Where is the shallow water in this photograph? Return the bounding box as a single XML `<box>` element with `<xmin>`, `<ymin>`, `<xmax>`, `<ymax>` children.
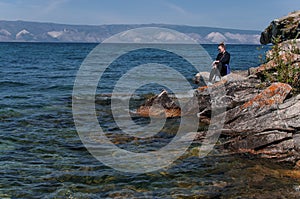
<box><xmin>1</xmin><ymin>42</ymin><xmax>299</xmax><ymax>198</ymax></box>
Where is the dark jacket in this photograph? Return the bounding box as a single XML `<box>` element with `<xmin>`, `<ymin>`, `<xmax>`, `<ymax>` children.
<box><xmin>216</xmin><ymin>51</ymin><xmax>230</xmax><ymax>76</ymax></box>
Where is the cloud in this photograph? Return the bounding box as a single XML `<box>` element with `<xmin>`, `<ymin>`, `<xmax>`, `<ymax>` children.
<box><xmin>43</xmin><ymin>0</ymin><xmax>70</xmax><ymax>14</ymax></box>
<box><xmin>0</xmin><ymin>0</ymin><xmax>72</xmax><ymax>22</ymax></box>
<box><xmin>164</xmin><ymin>2</ymin><xmax>188</xmax><ymax>15</ymax></box>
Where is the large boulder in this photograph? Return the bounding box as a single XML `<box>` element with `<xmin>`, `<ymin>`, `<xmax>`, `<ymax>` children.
<box><xmin>222</xmin><ymin>82</ymin><xmax>293</xmax><ymax>134</ymax></box>
<box><xmin>193</xmin><ymin>71</ymin><xmax>248</xmax><ymax>86</ymax></box>
<box><xmin>260</xmin><ymin>10</ymin><xmax>300</xmax><ymax>45</ymax></box>
<box><xmin>193</xmin><ymin>82</ymin><xmax>300</xmax><ymax>163</ymax></box>
<box><xmin>137</xmin><ymin>75</ymin><xmax>261</xmax><ymax>122</ymax></box>
<box><xmin>192</xmin><ymin>76</ymin><xmax>261</xmax><ymax>120</ymax></box>
<box><xmin>225</xmin><ymin>94</ymin><xmax>300</xmax><ymax>162</ymax></box>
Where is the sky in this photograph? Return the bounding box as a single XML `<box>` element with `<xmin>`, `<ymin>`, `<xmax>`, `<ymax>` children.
<box><xmin>0</xmin><ymin>0</ymin><xmax>299</xmax><ymax>31</ymax></box>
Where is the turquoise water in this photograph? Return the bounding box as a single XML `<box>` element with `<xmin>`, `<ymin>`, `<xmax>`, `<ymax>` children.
<box><xmin>1</xmin><ymin>42</ymin><xmax>300</xmax><ymax>198</ymax></box>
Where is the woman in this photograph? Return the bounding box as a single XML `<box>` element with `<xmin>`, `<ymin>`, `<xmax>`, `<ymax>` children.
<box><xmin>209</xmin><ymin>42</ymin><xmax>230</xmax><ymax>83</ymax></box>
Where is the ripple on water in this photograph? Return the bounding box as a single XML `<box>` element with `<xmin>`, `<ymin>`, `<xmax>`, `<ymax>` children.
<box><xmin>0</xmin><ymin>108</ymin><xmax>23</xmax><ymax>121</ymax></box>
<box><xmin>0</xmin><ymin>81</ymin><xmax>30</xmax><ymax>88</ymax></box>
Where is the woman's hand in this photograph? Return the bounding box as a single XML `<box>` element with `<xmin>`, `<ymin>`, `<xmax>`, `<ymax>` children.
<box><xmin>212</xmin><ymin>60</ymin><xmax>219</xmax><ymax>68</ymax></box>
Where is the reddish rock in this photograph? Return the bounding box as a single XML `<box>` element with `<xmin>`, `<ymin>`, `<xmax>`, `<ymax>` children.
<box><xmin>136</xmin><ymin>106</ymin><xmax>181</xmax><ymax>118</ymax></box>
<box><xmin>222</xmin><ymin>82</ymin><xmax>292</xmax><ymax>133</ymax></box>
<box><xmin>220</xmin><ymin>83</ymin><xmax>300</xmax><ymax>163</ymax></box>
<box><xmin>240</xmin><ymin>82</ymin><xmax>292</xmax><ymax>111</ymax></box>
<box><xmin>136</xmin><ymin>90</ymin><xmax>181</xmax><ymax>118</ymax></box>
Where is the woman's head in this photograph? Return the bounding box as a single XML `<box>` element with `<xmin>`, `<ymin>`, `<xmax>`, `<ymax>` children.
<box><xmin>218</xmin><ymin>42</ymin><xmax>226</xmax><ymax>53</ymax></box>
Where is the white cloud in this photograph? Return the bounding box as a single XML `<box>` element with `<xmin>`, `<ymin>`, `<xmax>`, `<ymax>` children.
<box><xmin>0</xmin><ymin>0</ymin><xmax>71</xmax><ymax>23</ymax></box>
<box><xmin>164</xmin><ymin>2</ymin><xmax>188</xmax><ymax>15</ymax></box>
<box><xmin>224</xmin><ymin>32</ymin><xmax>260</xmax><ymax>44</ymax></box>
<box><xmin>43</xmin><ymin>0</ymin><xmax>71</xmax><ymax>14</ymax></box>
<box><xmin>224</xmin><ymin>32</ymin><xmax>246</xmax><ymax>42</ymax></box>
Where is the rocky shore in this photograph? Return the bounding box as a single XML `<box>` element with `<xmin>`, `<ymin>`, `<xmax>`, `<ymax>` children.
<box><xmin>137</xmin><ymin>11</ymin><xmax>300</xmax><ymax>166</ymax></box>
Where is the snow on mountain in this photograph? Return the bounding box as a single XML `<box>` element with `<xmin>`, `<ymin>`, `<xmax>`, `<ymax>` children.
<box><xmin>206</xmin><ymin>32</ymin><xmax>227</xmax><ymax>43</ymax></box>
<box><xmin>156</xmin><ymin>31</ymin><xmax>177</xmax><ymax>41</ymax></box>
<box><xmin>0</xmin><ymin>20</ymin><xmax>261</xmax><ymax>43</ymax></box>
<box><xmin>107</xmin><ymin>29</ymin><xmax>194</xmax><ymax>44</ymax></box>
<box><xmin>186</xmin><ymin>33</ymin><xmax>202</xmax><ymax>42</ymax></box>
<box><xmin>16</xmin><ymin>29</ymin><xmax>31</xmax><ymax>39</ymax></box>
<box><xmin>0</xmin><ymin>29</ymin><xmax>11</xmax><ymax>36</ymax></box>
<box><xmin>224</xmin><ymin>32</ymin><xmax>260</xmax><ymax>43</ymax></box>
<box><xmin>225</xmin><ymin>32</ymin><xmax>246</xmax><ymax>43</ymax></box>
<box><xmin>47</xmin><ymin>31</ymin><xmax>64</xmax><ymax>38</ymax></box>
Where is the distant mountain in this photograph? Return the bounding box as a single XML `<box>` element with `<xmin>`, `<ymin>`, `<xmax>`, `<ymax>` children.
<box><xmin>0</xmin><ymin>20</ymin><xmax>261</xmax><ymax>44</ymax></box>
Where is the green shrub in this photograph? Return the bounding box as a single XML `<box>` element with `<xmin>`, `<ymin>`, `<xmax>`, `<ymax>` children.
<box><xmin>262</xmin><ymin>35</ymin><xmax>300</xmax><ymax>94</ymax></box>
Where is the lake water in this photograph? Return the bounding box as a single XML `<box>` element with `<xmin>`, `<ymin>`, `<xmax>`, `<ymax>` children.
<box><xmin>1</xmin><ymin>42</ymin><xmax>300</xmax><ymax>198</ymax></box>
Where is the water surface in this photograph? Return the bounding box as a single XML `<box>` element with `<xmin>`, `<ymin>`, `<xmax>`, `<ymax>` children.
<box><xmin>1</xmin><ymin>42</ymin><xmax>299</xmax><ymax>198</ymax></box>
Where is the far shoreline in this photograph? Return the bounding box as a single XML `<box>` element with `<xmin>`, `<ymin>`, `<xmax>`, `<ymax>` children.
<box><xmin>0</xmin><ymin>41</ymin><xmax>266</xmax><ymax>45</ymax></box>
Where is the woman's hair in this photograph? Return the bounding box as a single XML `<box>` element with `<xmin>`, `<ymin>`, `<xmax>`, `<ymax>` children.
<box><xmin>218</xmin><ymin>42</ymin><xmax>226</xmax><ymax>50</ymax></box>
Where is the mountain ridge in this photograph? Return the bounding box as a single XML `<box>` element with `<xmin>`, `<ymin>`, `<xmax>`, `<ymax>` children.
<box><xmin>0</xmin><ymin>20</ymin><xmax>261</xmax><ymax>44</ymax></box>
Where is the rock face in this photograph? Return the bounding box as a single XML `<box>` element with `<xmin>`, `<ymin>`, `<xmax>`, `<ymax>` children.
<box><xmin>251</xmin><ymin>13</ymin><xmax>300</xmax><ymax>89</ymax></box>
<box><xmin>192</xmin><ymin>73</ymin><xmax>260</xmax><ymax>120</ymax></box>
<box><xmin>260</xmin><ymin>10</ymin><xmax>300</xmax><ymax>45</ymax></box>
<box><xmin>198</xmin><ymin>80</ymin><xmax>300</xmax><ymax>164</ymax></box>
<box><xmin>219</xmin><ymin>83</ymin><xmax>296</xmax><ymax>160</ymax></box>
<box><xmin>225</xmin><ymin>93</ymin><xmax>300</xmax><ymax>162</ymax></box>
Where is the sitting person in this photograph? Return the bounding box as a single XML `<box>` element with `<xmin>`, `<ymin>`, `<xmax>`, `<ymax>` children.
<box><xmin>209</xmin><ymin>42</ymin><xmax>230</xmax><ymax>83</ymax></box>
